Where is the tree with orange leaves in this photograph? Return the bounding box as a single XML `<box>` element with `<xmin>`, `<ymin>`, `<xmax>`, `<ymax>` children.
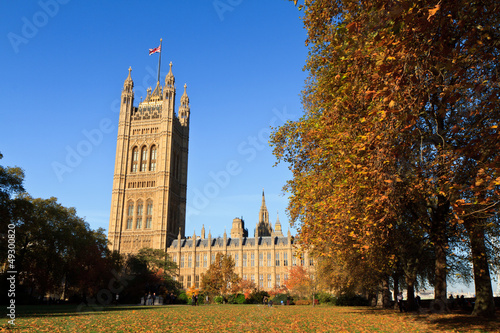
<box><xmin>237</xmin><ymin>279</ymin><xmax>257</xmax><ymax>300</ymax></box>
<box><xmin>200</xmin><ymin>253</ymin><xmax>241</xmax><ymax>299</ymax></box>
<box><xmin>273</xmin><ymin>0</ymin><xmax>500</xmax><ymax>317</ymax></box>
<box><xmin>285</xmin><ymin>266</ymin><xmax>317</xmax><ymax>301</ymax></box>
<box><xmin>186</xmin><ymin>284</ymin><xmax>200</xmax><ymax>300</ymax></box>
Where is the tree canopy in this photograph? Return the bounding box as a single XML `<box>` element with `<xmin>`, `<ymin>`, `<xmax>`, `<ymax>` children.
<box><xmin>0</xmin><ymin>152</ymin><xmax>182</xmax><ymax>305</ymax></box>
<box><xmin>272</xmin><ymin>0</ymin><xmax>499</xmax><ymax>317</ymax></box>
<box><xmin>201</xmin><ymin>253</ymin><xmax>241</xmax><ymax>298</ymax></box>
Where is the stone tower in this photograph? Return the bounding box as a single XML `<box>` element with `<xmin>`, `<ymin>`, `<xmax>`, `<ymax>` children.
<box><xmin>273</xmin><ymin>211</ymin><xmax>284</xmax><ymax>237</ymax></box>
<box><xmin>108</xmin><ymin>63</ymin><xmax>190</xmax><ymax>254</ymax></box>
<box><xmin>230</xmin><ymin>217</ymin><xmax>248</xmax><ymax>238</ymax></box>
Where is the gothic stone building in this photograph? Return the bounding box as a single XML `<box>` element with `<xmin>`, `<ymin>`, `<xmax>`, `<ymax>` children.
<box><xmin>169</xmin><ymin>191</ymin><xmax>314</xmax><ymax>291</ymax></box>
<box><xmin>108</xmin><ymin>63</ymin><xmax>190</xmax><ymax>253</ymax></box>
<box><xmin>108</xmin><ymin>65</ymin><xmax>313</xmax><ymax>291</ymax></box>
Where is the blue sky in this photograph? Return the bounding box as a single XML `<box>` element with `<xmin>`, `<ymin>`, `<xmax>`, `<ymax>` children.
<box><xmin>1</xmin><ymin>1</ymin><xmax>495</xmax><ymax>294</ymax></box>
<box><xmin>0</xmin><ymin>0</ymin><xmax>306</xmax><ymax>238</ymax></box>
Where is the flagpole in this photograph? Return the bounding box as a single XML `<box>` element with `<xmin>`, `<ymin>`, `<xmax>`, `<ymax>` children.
<box><xmin>157</xmin><ymin>38</ymin><xmax>162</xmax><ymax>84</ymax></box>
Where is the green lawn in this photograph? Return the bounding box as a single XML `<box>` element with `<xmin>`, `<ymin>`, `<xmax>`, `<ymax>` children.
<box><xmin>1</xmin><ymin>304</ymin><xmax>498</xmax><ymax>332</ymax></box>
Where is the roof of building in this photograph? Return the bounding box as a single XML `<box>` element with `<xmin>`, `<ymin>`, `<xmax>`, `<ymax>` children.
<box><xmin>168</xmin><ymin>235</ymin><xmax>294</xmax><ymax>249</ymax></box>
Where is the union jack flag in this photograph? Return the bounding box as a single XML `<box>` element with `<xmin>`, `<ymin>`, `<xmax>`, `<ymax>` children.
<box><xmin>149</xmin><ymin>45</ymin><xmax>161</xmax><ymax>55</ymax></box>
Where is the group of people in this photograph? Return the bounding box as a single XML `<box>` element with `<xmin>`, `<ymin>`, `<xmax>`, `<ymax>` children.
<box><xmin>143</xmin><ymin>291</ymin><xmax>177</xmax><ymax>305</ymax></box>
<box><xmin>263</xmin><ymin>296</ymin><xmax>290</xmax><ymax>307</ymax></box>
<box><xmin>164</xmin><ymin>292</ymin><xmax>177</xmax><ymax>305</ymax></box>
<box><xmin>145</xmin><ymin>292</ymin><xmax>156</xmax><ymax>305</ymax></box>
<box><xmin>448</xmin><ymin>294</ymin><xmax>471</xmax><ymax>310</ymax></box>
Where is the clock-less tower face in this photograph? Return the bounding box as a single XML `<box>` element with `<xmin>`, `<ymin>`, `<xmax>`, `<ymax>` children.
<box><xmin>107</xmin><ymin>64</ymin><xmax>190</xmax><ymax>255</ymax></box>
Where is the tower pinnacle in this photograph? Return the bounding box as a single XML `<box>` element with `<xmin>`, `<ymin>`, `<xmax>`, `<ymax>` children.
<box><xmin>123</xmin><ymin>67</ymin><xmax>134</xmax><ymax>91</ymax></box>
<box><xmin>165</xmin><ymin>61</ymin><xmax>175</xmax><ymax>87</ymax></box>
<box><xmin>181</xmin><ymin>84</ymin><xmax>189</xmax><ymax>105</ymax></box>
<box><xmin>274</xmin><ymin>211</ymin><xmax>283</xmax><ymax>237</ymax></box>
<box><xmin>256</xmin><ymin>189</ymin><xmax>273</xmax><ymax>237</ymax></box>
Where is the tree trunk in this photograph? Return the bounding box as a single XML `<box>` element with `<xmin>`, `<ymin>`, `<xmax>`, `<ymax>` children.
<box><xmin>465</xmin><ymin>219</ymin><xmax>496</xmax><ymax>318</ymax></box>
<box><xmin>433</xmin><ymin>230</ymin><xmax>448</xmax><ymax>312</ymax></box>
<box><xmin>377</xmin><ymin>277</ymin><xmax>392</xmax><ymax>308</ymax></box>
<box><xmin>393</xmin><ymin>273</ymin><xmax>400</xmax><ymax>310</ymax></box>
<box><xmin>406</xmin><ymin>282</ymin><xmax>415</xmax><ymax>312</ymax></box>
<box><xmin>403</xmin><ymin>257</ymin><xmax>418</xmax><ymax>312</ymax></box>
<box><xmin>431</xmin><ymin>195</ymin><xmax>450</xmax><ymax>313</ymax></box>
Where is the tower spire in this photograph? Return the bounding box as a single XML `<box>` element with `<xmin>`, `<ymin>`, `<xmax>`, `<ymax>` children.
<box><xmin>181</xmin><ymin>84</ymin><xmax>189</xmax><ymax>105</ymax></box>
<box><xmin>274</xmin><ymin>211</ymin><xmax>283</xmax><ymax>237</ymax></box>
<box><xmin>257</xmin><ymin>189</ymin><xmax>272</xmax><ymax>237</ymax></box>
<box><xmin>179</xmin><ymin>83</ymin><xmax>190</xmax><ymax>126</ymax></box>
<box><xmin>123</xmin><ymin>67</ymin><xmax>134</xmax><ymax>91</ymax></box>
<box><xmin>165</xmin><ymin>62</ymin><xmax>175</xmax><ymax>87</ymax></box>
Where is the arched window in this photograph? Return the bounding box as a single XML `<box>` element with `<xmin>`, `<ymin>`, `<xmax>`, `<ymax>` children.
<box><xmin>146</xmin><ymin>201</ymin><xmax>153</xmax><ymax>229</ymax></box>
<box><xmin>126</xmin><ymin>203</ymin><xmax>134</xmax><ymax>229</ymax></box>
<box><xmin>149</xmin><ymin>145</ymin><xmax>157</xmax><ymax>171</ymax></box>
<box><xmin>136</xmin><ymin>201</ymin><xmax>143</xmax><ymax>229</ymax></box>
<box><xmin>131</xmin><ymin>147</ymin><xmax>139</xmax><ymax>172</ymax></box>
<box><xmin>140</xmin><ymin>146</ymin><xmax>147</xmax><ymax>172</ymax></box>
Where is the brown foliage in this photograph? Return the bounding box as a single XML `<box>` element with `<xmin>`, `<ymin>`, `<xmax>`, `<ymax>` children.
<box><xmin>274</xmin><ymin>0</ymin><xmax>500</xmax><ymax>316</ymax></box>
<box><xmin>200</xmin><ymin>253</ymin><xmax>241</xmax><ymax>297</ymax></box>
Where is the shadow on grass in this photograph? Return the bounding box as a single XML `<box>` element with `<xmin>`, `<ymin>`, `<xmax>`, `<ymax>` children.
<box><xmin>7</xmin><ymin>304</ymin><xmax>172</xmax><ymax>319</ymax></box>
<box><xmin>413</xmin><ymin>310</ymin><xmax>500</xmax><ymax>332</ymax></box>
<box><xmin>345</xmin><ymin>306</ymin><xmax>500</xmax><ymax>332</ymax></box>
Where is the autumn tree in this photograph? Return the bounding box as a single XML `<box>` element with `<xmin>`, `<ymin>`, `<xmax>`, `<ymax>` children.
<box><xmin>285</xmin><ymin>266</ymin><xmax>318</xmax><ymax>302</ymax></box>
<box><xmin>186</xmin><ymin>284</ymin><xmax>200</xmax><ymax>300</ymax></box>
<box><xmin>237</xmin><ymin>279</ymin><xmax>257</xmax><ymax>300</ymax></box>
<box><xmin>200</xmin><ymin>253</ymin><xmax>240</xmax><ymax>299</ymax></box>
<box><xmin>273</xmin><ymin>0</ymin><xmax>499</xmax><ymax>317</ymax></box>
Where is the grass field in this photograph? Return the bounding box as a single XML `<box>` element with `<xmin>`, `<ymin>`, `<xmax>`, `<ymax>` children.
<box><xmin>1</xmin><ymin>304</ymin><xmax>499</xmax><ymax>332</ymax></box>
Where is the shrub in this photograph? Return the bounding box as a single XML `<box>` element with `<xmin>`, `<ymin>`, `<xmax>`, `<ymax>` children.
<box><xmin>225</xmin><ymin>293</ymin><xmax>246</xmax><ymax>304</ymax></box>
<box><xmin>214</xmin><ymin>296</ymin><xmax>224</xmax><ymax>304</ymax></box>
<box><xmin>271</xmin><ymin>293</ymin><xmax>288</xmax><ymax>305</ymax></box>
<box><xmin>227</xmin><ymin>294</ymin><xmax>237</xmax><ymax>304</ymax></box>
<box><xmin>197</xmin><ymin>294</ymin><xmax>205</xmax><ymax>305</ymax></box>
<box><xmin>247</xmin><ymin>290</ymin><xmax>269</xmax><ymax>304</ymax></box>
<box><xmin>317</xmin><ymin>292</ymin><xmax>336</xmax><ymax>305</ymax></box>
<box><xmin>295</xmin><ymin>299</ymin><xmax>312</xmax><ymax>305</ymax></box>
<box><xmin>236</xmin><ymin>294</ymin><xmax>246</xmax><ymax>304</ymax></box>
<box><xmin>177</xmin><ymin>292</ymin><xmax>188</xmax><ymax>304</ymax></box>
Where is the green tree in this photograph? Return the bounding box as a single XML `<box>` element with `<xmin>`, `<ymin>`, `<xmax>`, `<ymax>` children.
<box><xmin>0</xmin><ymin>152</ymin><xmax>25</xmax><ymax>257</ymax></box>
<box><xmin>0</xmin><ymin>153</ymin><xmax>124</xmax><ymax>304</ymax></box>
<box><xmin>122</xmin><ymin>248</ymin><xmax>181</xmax><ymax>303</ymax></box>
<box><xmin>3</xmin><ymin>194</ymin><xmax>115</xmax><ymax>301</ymax></box>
